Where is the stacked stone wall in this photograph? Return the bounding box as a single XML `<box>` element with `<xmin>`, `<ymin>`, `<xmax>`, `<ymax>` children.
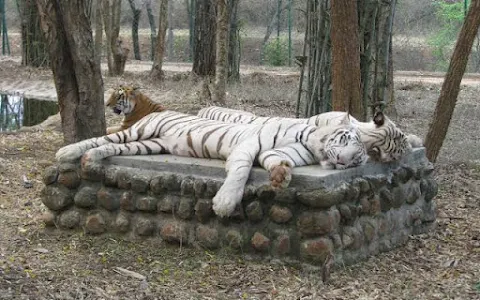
<box><xmin>40</xmin><ymin>149</ymin><xmax>437</xmax><ymax>267</ymax></box>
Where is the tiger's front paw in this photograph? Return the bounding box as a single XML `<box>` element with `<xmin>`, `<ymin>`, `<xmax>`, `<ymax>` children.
<box><xmin>212</xmin><ymin>185</ymin><xmax>244</xmax><ymax>217</ymax></box>
<box><xmin>56</xmin><ymin>144</ymin><xmax>84</xmax><ymax>162</ymax></box>
<box><xmin>269</xmin><ymin>162</ymin><xmax>292</xmax><ymax>189</ymax></box>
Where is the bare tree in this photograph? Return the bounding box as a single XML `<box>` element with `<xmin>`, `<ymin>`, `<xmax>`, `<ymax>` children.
<box><xmin>167</xmin><ymin>0</ymin><xmax>174</xmax><ymax>59</ymax></box>
<box><xmin>36</xmin><ymin>0</ymin><xmax>106</xmax><ymax>144</ymax></box>
<box><xmin>213</xmin><ymin>0</ymin><xmax>228</xmax><ymax>104</ymax></box>
<box><xmin>93</xmin><ymin>0</ymin><xmax>103</xmax><ymax>65</ymax></box>
<box><xmin>128</xmin><ymin>0</ymin><xmax>142</xmax><ymax>60</ymax></box>
<box><xmin>103</xmin><ymin>0</ymin><xmax>128</xmax><ymax>76</ymax></box>
<box><xmin>297</xmin><ymin>0</ymin><xmax>396</xmax><ymax>120</ymax></box>
<box><xmin>330</xmin><ymin>0</ymin><xmax>363</xmax><ymax>119</ymax></box>
<box><xmin>228</xmin><ymin>0</ymin><xmax>240</xmax><ymax>81</ymax></box>
<box><xmin>145</xmin><ymin>0</ymin><xmax>157</xmax><ymax>60</ymax></box>
<box><xmin>186</xmin><ymin>0</ymin><xmax>195</xmax><ymax>60</ymax></box>
<box><xmin>425</xmin><ymin>0</ymin><xmax>480</xmax><ymax>162</ymax></box>
<box><xmin>17</xmin><ymin>0</ymin><xmax>49</xmax><ymax>67</ymax></box>
<box><xmin>151</xmin><ymin>0</ymin><xmax>168</xmax><ymax>79</ymax></box>
<box><xmin>193</xmin><ymin>0</ymin><xmax>216</xmax><ymax>76</ymax></box>
<box><xmin>261</xmin><ymin>0</ymin><xmax>289</xmax><ymax>61</ymax></box>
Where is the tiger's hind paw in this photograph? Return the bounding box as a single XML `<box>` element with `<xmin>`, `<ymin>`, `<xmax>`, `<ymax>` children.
<box><xmin>269</xmin><ymin>162</ymin><xmax>292</xmax><ymax>189</ymax></box>
<box><xmin>212</xmin><ymin>185</ymin><xmax>244</xmax><ymax>217</ymax></box>
<box><xmin>56</xmin><ymin>144</ymin><xmax>84</xmax><ymax>162</ymax></box>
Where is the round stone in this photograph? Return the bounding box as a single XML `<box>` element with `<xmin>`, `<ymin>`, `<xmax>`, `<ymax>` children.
<box><xmin>136</xmin><ymin>196</ymin><xmax>158</xmax><ymax>212</ymax></box>
<box><xmin>41</xmin><ymin>185</ymin><xmax>74</xmax><ymax>211</ymax></box>
<box><xmin>177</xmin><ymin>197</ymin><xmax>195</xmax><ymax>219</ymax></box>
<box><xmin>135</xmin><ymin>217</ymin><xmax>155</xmax><ymax>236</ymax></box>
<box><xmin>297</xmin><ymin>183</ymin><xmax>349</xmax><ymax>208</ymax></box>
<box><xmin>97</xmin><ymin>187</ymin><xmax>120</xmax><ymax>211</ymax></box>
<box><xmin>269</xmin><ymin>205</ymin><xmax>293</xmax><ymax>223</ymax></box>
<box><xmin>225</xmin><ymin>229</ymin><xmax>243</xmax><ymax>249</ymax></box>
<box><xmin>297</xmin><ymin>209</ymin><xmax>340</xmax><ymax>237</ymax></box>
<box><xmin>195</xmin><ymin>199</ymin><xmax>213</xmax><ymax>223</ymax></box>
<box><xmin>300</xmin><ymin>237</ymin><xmax>334</xmax><ymax>265</ymax></box>
<box><xmin>40</xmin><ymin>211</ymin><xmax>56</xmax><ymax>227</ymax></box>
<box><xmin>130</xmin><ymin>174</ymin><xmax>151</xmax><ymax>193</ymax></box>
<box><xmin>245</xmin><ymin>201</ymin><xmax>263</xmax><ymax>222</ymax></box>
<box><xmin>115</xmin><ymin>213</ymin><xmax>130</xmax><ymax>233</ymax></box>
<box><xmin>42</xmin><ymin>166</ymin><xmax>59</xmax><ymax>185</ymax></box>
<box><xmin>196</xmin><ymin>225</ymin><xmax>219</xmax><ymax>249</ymax></box>
<box><xmin>180</xmin><ymin>177</ymin><xmax>195</xmax><ymax>196</ymax></box>
<box><xmin>160</xmin><ymin>221</ymin><xmax>188</xmax><ymax>244</ymax></box>
<box><xmin>57</xmin><ymin>171</ymin><xmax>81</xmax><ymax>189</ymax></box>
<box><xmin>85</xmin><ymin>213</ymin><xmax>106</xmax><ymax>234</ymax></box>
<box><xmin>58</xmin><ymin>210</ymin><xmax>81</xmax><ymax>229</ymax></box>
<box><xmin>74</xmin><ymin>186</ymin><xmax>98</xmax><ymax>208</ymax></box>
<box><xmin>251</xmin><ymin>232</ymin><xmax>270</xmax><ymax>252</ymax></box>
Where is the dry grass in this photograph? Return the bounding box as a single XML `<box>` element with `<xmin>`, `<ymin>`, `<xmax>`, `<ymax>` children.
<box><xmin>1</xmin><ymin>59</ymin><xmax>480</xmax><ymax>299</ymax></box>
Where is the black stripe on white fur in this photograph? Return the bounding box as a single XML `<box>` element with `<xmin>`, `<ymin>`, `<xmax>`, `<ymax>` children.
<box><xmin>56</xmin><ymin>110</ymin><xmax>366</xmax><ymax>217</ymax></box>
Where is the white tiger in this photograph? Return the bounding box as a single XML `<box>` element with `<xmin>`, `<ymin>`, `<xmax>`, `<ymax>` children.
<box><xmin>197</xmin><ymin>106</ymin><xmax>422</xmax><ymax>162</ymax></box>
<box><xmin>56</xmin><ymin>110</ymin><xmax>368</xmax><ymax>217</ymax></box>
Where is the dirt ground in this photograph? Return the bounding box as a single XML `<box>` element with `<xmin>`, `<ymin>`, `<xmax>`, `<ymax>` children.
<box><xmin>1</xmin><ymin>58</ymin><xmax>480</xmax><ymax>300</ymax></box>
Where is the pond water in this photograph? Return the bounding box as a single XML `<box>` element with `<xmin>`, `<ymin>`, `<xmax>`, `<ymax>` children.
<box><xmin>0</xmin><ymin>93</ymin><xmax>59</xmax><ymax>132</ymax></box>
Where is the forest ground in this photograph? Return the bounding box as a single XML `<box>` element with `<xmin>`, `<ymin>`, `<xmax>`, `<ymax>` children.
<box><xmin>1</xmin><ymin>57</ymin><xmax>480</xmax><ymax>299</ymax></box>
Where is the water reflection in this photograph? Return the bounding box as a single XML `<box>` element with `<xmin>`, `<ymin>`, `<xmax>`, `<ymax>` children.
<box><xmin>0</xmin><ymin>93</ymin><xmax>59</xmax><ymax>132</ymax></box>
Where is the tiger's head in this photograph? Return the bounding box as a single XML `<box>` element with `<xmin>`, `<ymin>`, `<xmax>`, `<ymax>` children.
<box><xmin>106</xmin><ymin>86</ymin><xmax>139</xmax><ymax>115</ymax></box>
<box><xmin>364</xmin><ymin>111</ymin><xmax>412</xmax><ymax>163</ymax></box>
<box><xmin>312</xmin><ymin>114</ymin><xmax>368</xmax><ymax>169</ymax></box>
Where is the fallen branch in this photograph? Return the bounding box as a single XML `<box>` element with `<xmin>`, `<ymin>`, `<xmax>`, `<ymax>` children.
<box><xmin>112</xmin><ymin>266</ymin><xmax>146</xmax><ymax>280</ymax></box>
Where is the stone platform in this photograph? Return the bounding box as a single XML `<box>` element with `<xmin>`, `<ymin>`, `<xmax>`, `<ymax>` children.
<box><xmin>40</xmin><ymin>148</ymin><xmax>438</xmax><ymax>267</ymax></box>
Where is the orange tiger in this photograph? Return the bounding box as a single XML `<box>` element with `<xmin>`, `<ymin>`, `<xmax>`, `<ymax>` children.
<box><xmin>106</xmin><ymin>86</ymin><xmax>166</xmax><ymax>134</ymax></box>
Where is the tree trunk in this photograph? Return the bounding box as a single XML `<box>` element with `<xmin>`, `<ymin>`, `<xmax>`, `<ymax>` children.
<box><xmin>102</xmin><ymin>0</ymin><xmax>127</xmax><ymax>76</ymax></box>
<box><xmin>17</xmin><ymin>0</ymin><xmax>50</xmax><ymax>67</ymax></box>
<box><xmin>84</xmin><ymin>0</ymin><xmax>93</xmax><ymax>19</ymax></box>
<box><xmin>192</xmin><ymin>0</ymin><xmax>216</xmax><ymax>76</ymax></box>
<box><xmin>384</xmin><ymin>35</ymin><xmax>397</xmax><ymax>118</ymax></box>
<box><xmin>113</xmin><ymin>39</ymin><xmax>130</xmax><ymax>75</ymax></box>
<box><xmin>213</xmin><ymin>0</ymin><xmax>228</xmax><ymax>104</ymax></box>
<box><xmin>300</xmin><ymin>0</ymin><xmax>332</xmax><ymax>117</ymax></box>
<box><xmin>145</xmin><ymin>0</ymin><xmax>157</xmax><ymax>61</ymax></box>
<box><xmin>298</xmin><ymin>0</ymin><xmax>396</xmax><ymax>120</ymax></box>
<box><xmin>128</xmin><ymin>0</ymin><xmax>141</xmax><ymax>60</ymax></box>
<box><xmin>167</xmin><ymin>0</ymin><xmax>174</xmax><ymax>59</ymax></box>
<box><xmin>150</xmin><ymin>0</ymin><xmax>168</xmax><ymax>79</ymax></box>
<box><xmin>36</xmin><ymin>0</ymin><xmax>106</xmax><ymax>144</ymax></box>
<box><xmin>262</xmin><ymin>2</ymin><xmax>290</xmax><ymax>46</ymax></box>
<box><xmin>93</xmin><ymin>0</ymin><xmax>103</xmax><ymax>65</ymax></box>
<box><xmin>227</xmin><ymin>0</ymin><xmax>240</xmax><ymax>82</ymax></box>
<box><xmin>330</xmin><ymin>0</ymin><xmax>363</xmax><ymax>120</ymax></box>
<box><xmin>425</xmin><ymin>0</ymin><xmax>480</xmax><ymax>162</ymax></box>
<box><xmin>260</xmin><ymin>2</ymin><xmax>289</xmax><ymax>64</ymax></box>
<box><xmin>0</xmin><ymin>0</ymin><xmax>10</xmax><ymax>55</ymax></box>
<box><xmin>371</xmin><ymin>0</ymin><xmax>396</xmax><ymax>119</ymax></box>
<box><xmin>186</xmin><ymin>0</ymin><xmax>195</xmax><ymax>61</ymax></box>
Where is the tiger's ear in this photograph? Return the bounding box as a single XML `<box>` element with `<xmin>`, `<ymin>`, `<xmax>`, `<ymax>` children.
<box><xmin>130</xmin><ymin>86</ymin><xmax>141</xmax><ymax>97</ymax></box>
<box><xmin>373</xmin><ymin>111</ymin><xmax>385</xmax><ymax>127</ymax></box>
<box><xmin>129</xmin><ymin>86</ymin><xmax>140</xmax><ymax>95</ymax></box>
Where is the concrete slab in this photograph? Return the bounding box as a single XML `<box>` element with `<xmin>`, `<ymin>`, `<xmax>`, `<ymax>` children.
<box><xmin>106</xmin><ymin>148</ymin><xmax>428</xmax><ymax>190</ymax></box>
